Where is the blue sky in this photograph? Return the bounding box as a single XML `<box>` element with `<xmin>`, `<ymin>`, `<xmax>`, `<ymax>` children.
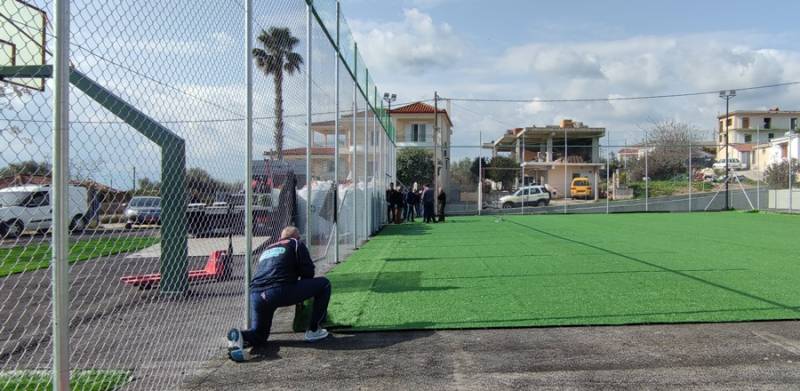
<box><xmin>342</xmin><ymin>0</ymin><xmax>800</xmax><ymax>151</ymax></box>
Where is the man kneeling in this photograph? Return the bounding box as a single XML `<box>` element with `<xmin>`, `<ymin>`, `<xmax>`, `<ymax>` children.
<box><xmin>226</xmin><ymin>226</ymin><xmax>331</xmax><ymax>362</ymax></box>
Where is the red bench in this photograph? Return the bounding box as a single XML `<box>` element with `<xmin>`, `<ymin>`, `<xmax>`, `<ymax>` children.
<box><xmin>120</xmin><ymin>250</ymin><xmax>228</xmax><ymax>290</ymax></box>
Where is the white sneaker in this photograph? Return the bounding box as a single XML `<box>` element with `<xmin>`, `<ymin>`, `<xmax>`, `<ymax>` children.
<box><xmin>226</xmin><ymin>328</ymin><xmax>243</xmax><ymax>350</ymax></box>
<box><xmin>228</xmin><ymin>348</ymin><xmax>251</xmax><ymax>362</ymax></box>
<box><xmin>304</xmin><ymin>328</ymin><xmax>329</xmax><ymax>342</ymax></box>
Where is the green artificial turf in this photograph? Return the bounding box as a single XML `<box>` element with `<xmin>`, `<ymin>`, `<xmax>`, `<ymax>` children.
<box><xmin>0</xmin><ymin>237</ymin><xmax>159</xmax><ymax>277</ymax></box>
<box><xmin>0</xmin><ymin>370</ymin><xmax>131</xmax><ymax>391</ymax></box>
<box><xmin>325</xmin><ymin>212</ymin><xmax>800</xmax><ymax>331</ymax></box>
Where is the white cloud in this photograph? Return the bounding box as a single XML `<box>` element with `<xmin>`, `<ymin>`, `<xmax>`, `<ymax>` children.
<box><xmin>349</xmin><ymin>8</ymin><xmax>465</xmax><ymax>75</ymax></box>
<box><xmin>411</xmin><ymin>32</ymin><xmax>800</xmax><ymax>150</ymax></box>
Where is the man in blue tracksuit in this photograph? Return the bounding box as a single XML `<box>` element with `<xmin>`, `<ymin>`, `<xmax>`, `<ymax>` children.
<box><xmin>226</xmin><ymin>226</ymin><xmax>331</xmax><ymax>361</ymax></box>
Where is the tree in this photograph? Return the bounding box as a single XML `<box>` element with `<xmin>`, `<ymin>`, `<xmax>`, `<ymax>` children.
<box><xmin>396</xmin><ymin>148</ymin><xmax>433</xmax><ymax>186</ymax></box>
<box><xmin>450</xmin><ymin>157</ymin><xmax>475</xmax><ymax>190</ymax></box>
<box><xmin>629</xmin><ymin>120</ymin><xmax>702</xmax><ymax>181</ymax></box>
<box><xmin>252</xmin><ymin>27</ymin><xmax>303</xmax><ymax>160</ymax></box>
<box><xmin>135</xmin><ymin>177</ymin><xmax>161</xmax><ymax>196</ymax></box>
<box><xmin>486</xmin><ymin>156</ymin><xmax>519</xmax><ymax>190</ymax></box>
<box><xmin>470</xmin><ymin>157</ymin><xmax>488</xmax><ymax>181</ymax></box>
<box><xmin>0</xmin><ymin>160</ymin><xmax>51</xmax><ymax>178</ymax></box>
<box><xmin>764</xmin><ymin>159</ymin><xmax>799</xmax><ymax>189</ymax></box>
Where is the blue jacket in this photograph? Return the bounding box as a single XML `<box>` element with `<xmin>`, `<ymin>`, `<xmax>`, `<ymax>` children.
<box><xmin>250</xmin><ymin>238</ymin><xmax>314</xmax><ymax>291</ymax></box>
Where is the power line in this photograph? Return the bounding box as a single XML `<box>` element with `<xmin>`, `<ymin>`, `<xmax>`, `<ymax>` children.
<box><xmin>443</xmin><ymin>81</ymin><xmax>800</xmax><ymax>104</ymax></box>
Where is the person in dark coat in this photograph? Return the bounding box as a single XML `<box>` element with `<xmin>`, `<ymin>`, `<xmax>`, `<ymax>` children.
<box><xmin>386</xmin><ymin>183</ymin><xmax>395</xmax><ymax>223</ymax></box>
<box><xmin>422</xmin><ymin>184</ymin><xmax>435</xmax><ymax>223</ymax></box>
<box><xmin>404</xmin><ymin>187</ymin><xmax>416</xmax><ymax>222</ymax></box>
<box><xmin>398</xmin><ymin>186</ymin><xmax>408</xmax><ymax>223</ymax></box>
<box><xmin>437</xmin><ymin>187</ymin><xmax>447</xmax><ymax>222</ymax></box>
<box><xmin>226</xmin><ymin>226</ymin><xmax>331</xmax><ymax>362</ymax></box>
<box><xmin>391</xmin><ymin>186</ymin><xmax>404</xmax><ymax>224</ymax></box>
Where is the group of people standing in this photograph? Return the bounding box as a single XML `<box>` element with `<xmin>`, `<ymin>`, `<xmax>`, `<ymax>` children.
<box><xmin>386</xmin><ymin>182</ymin><xmax>446</xmax><ymax>224</ymax></box>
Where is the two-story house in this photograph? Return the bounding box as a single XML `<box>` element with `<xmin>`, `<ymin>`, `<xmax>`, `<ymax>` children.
<box><xmin>717</xmin><ymin>108</ymin><xmax>799</xmax><ymax>170</ymax></box>
<box><xmin>487</xmin><ymin>119</ymin><xmax>606</xmax><ymax>200</ymax></box>
<box><xmin>389</xmin><ymin>102</ymin><xmax>453</xmax><ymax>189</ymax></box>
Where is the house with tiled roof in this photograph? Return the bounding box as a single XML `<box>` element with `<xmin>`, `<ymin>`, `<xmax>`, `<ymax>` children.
<box><xmin>486</xmin><ymin>119</ymin><xmax>606</xmax><ymax>200</ymax></box>
<box><xmin>717</xmin><ymin>108</ymin><xmax>800</xmax><ymax>170</ymax></box>
<box><xmin>389</xmin><ymin>101</ymin><xmax>454</xmax><ymax>189</ymax></box>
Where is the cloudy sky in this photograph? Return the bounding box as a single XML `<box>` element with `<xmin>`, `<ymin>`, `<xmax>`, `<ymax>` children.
<box><xmin>341</xmin><ymin>0</ymin><xmax>800</xmax><ymax>151</ymax></box>
<box><xmin>4</xmin><ymin>0</ymin><xmax>800</xmax><ymax>187</ymax></box>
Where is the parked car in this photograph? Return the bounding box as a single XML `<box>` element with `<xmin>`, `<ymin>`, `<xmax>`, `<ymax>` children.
<box><xmin>712</xmin><ymin>158</ymin><xmax>743</xmax><ymax>171</ymax></box>
<box><xmin>124</xmin><ymin>196</ymin><xmax>161</xmax><ymax>229</ymax></box>
<box><xmin>498</xmin><ymin>185</ymin><xmax>551</xmax><ymax>209</ymax></box>
<box><xmin>0</xmin><ymin>185</ymin><xmax>88</xmax><ymax>239</ymax></box>
<box><xmin>570</xmin><ymin>177</ymin><xmax>593</xmax><ymax>199</ymax></box>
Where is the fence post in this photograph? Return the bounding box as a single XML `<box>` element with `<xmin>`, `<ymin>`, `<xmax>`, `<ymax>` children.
<box><xmin>333</xmin><ymin>0</ymin><xmax>340</xmax><ymax>262</ymax></box>
<box><xmin>367</xmin><ymin>105</ymin><xmax>373</xmax><ymax>234</ymax></box>
<box><xmin>563</xmin><ymin>125</ymin><xmax>568</xmax><ymax>214</ymax></box>
<box><xmin>478</xmin><ymin>132</ymin><xmax>482</xmax><ymax>215</ymax></box>
<box><xmin>352</xmin><ymin>43</ymin><xmax>358</xmax><ymax>249</ymax></box>
<box><xmin>305</xmin><ymin>0</ymin><xmax>313</xmax><ymax>249</ymax></box>
<box><xmin>606</xmin><ymin>135</ymin><xmax>610</xmax><ymax>214</ymax></box>
<box><xmin>688</xmin><ymin>140</ymin><xmax>692</xmax><ymax>212</ymax></box>
<box><xmin>644</xmin><ymin>131</ymin><xmax>649</xmax><ymax>212</ymax></box>
<box><xmin>243</xmin><ymin>0</ymin><xmax>254</xmax><ymax>326</ymax></box>
<box><xmin>51</xmin><ymin>0</ymin><xmax>71</xmax><ymax>388</ymax></box>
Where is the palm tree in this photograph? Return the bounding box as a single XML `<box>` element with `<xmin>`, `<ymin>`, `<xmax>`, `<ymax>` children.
<box><xmin>252</xmin><ymin>27</ymin><xmax>303</xmax><ymax>160</ymax></box>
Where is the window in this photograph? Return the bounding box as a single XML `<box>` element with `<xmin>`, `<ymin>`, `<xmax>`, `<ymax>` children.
<box><xmin>763</xmin><ymin>117</ymin><xmax>771</xmax><ymax>129</ymax></box>
<box><xmin>726</xmin><ymin>118</ymin><xmax>732</xmax><ymax>127</ymax></box>
<box><xmin>792</xmin><ymin>118</ymin><xmax>798</xmax><ymax>130</ymax></box>
<box><xmin>742</xmin><ymin>117</ymin><xmax>750</xmax><ymax>129</ymax></box>
<box><xmin>768</xmin><ymin>133</ymin><xmax>775</xmax><ymax>139</ymax></box>
<box><xmin>719</xmin><ymin>121</ymin><xmax>723</xmax><ymax>132</ymax></box>
<box><xmin>744</xmin><ymin>134</ymin><xmax>752</xmax><ymax>143</ymax></box>
<box><xmin>530</xmin><ymin>188</ymin><xmax>541</xmax><ymax>194</ymax></box>
<box><xmin>25</xmin><ymin>192</ymin><xmax>49</xmax><ymax>208</ymax></box>
<box><xmin>407</xmin><ymin>124</ymin><xmax>427</xmax><ymax>142</ymax></box>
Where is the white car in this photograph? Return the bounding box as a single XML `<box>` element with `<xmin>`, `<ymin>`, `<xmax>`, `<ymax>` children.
<box><xmin>498</xmin><ymin>185</ymin><xmax>552</xmax><ymax>209</ymax></box>
<box><xmin>712</xmin><ymin>158</ymin><xmax>743</xmax><ymax>171</ymax></box>
<box><xmin>0</xmin><ymin>185</ymin><xmax>88</xmax><ymax>239</ymax></box>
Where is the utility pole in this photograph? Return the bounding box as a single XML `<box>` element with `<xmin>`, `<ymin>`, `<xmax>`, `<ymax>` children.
<box><xmin>433</xmin><ymin>91</ymin><xmax>439</xmax><ymax>216</ymax></box>
<box><xmin>720</xmin><ymin>90</ymin><xmax>736</xmax><ymax>211</ymax></box>
<box><xmin>132</xmin><ymin>166</ymin><xmax>136</xmax><ymax>193</ymax></box>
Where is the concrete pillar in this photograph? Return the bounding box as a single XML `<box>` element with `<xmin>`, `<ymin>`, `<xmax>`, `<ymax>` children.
<box><xmin>592</xmin><ymin>137</ymin><xmax>600</xmax><ymax>163</ymax></box>
<box><xmin>546</xmin><ymin>136</ymin><xmax>553</xmax><ymax>162</ymax></box>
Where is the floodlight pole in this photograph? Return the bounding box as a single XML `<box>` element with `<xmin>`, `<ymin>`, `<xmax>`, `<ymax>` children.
<box><xmin>52</xmin><ymin>0</ymin><xmax>70</xmax><ymax>388</ymax></box>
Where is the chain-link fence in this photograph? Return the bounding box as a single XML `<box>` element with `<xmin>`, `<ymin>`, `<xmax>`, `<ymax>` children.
<box><xmin>0</xmin><ymin>0</ymin><xmax>395</xmax><ymax>389</ymax></box>
<box><xmin>392</xmin><ymin>123</ymin><xmax>796</xmax><ymax>219</ymax></box>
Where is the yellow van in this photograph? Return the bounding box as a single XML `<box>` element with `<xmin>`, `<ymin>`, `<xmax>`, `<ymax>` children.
<box><xmin>570</xmin><ymin>177</ymin><xmax>592</xmax><ymax>199</ymax></box>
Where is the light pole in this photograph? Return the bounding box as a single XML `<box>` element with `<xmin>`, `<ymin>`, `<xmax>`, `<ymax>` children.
<box><xmin>720</xmin><ymin>90</ymin><xmax>736</xmax><ymax>210</ymax></box>
<box><xmin>383</xmin><ymin>92</ymin><xmax>397</xmax><ymax>113</ymax></box>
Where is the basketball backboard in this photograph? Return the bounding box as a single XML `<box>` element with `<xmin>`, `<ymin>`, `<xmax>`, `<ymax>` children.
<box><xmin>0</xmin><ymin>0</ymin><xmax>47</xmax><ymax>91</ymax></box>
